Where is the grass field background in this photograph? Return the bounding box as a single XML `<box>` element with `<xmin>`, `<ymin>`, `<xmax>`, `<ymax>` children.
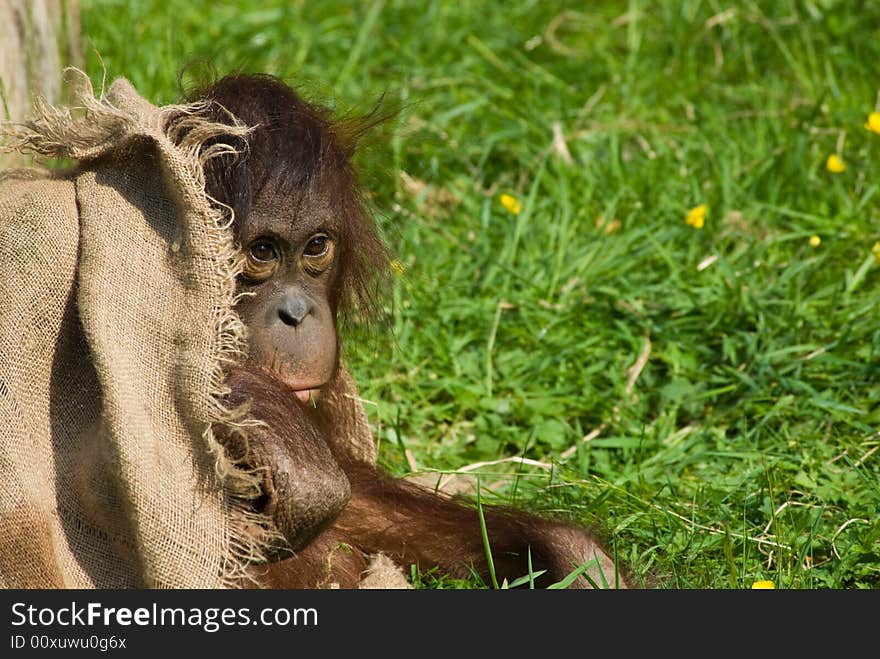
<box><xmin>81</xmin><ymin>0</ymin><xmax>880</xmax><ymax>588</ymax></box>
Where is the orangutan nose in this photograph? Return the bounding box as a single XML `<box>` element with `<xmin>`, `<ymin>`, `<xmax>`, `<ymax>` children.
<box><xmin>278</xmin><ymin>295</ymin><xmax>311</xmax><ymax>327</ymax></box>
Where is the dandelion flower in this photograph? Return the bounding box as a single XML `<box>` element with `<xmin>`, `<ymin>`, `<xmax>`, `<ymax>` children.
<box><xmin>826</xmin><ymin>154</ymin><xmax>846</xmax><ymax>173</ymax></box>
<box><xmin>500</xmin><ymin>193</ymin><xmax>522</xmax><ymax>215</ymax></box>
<box><xmin>865</xmin><ymin>112</ymin><xmax>880</xmax><ymax>135</ymax></box>
<box><xmin>751</xmin><ymin>580</ymin><xmax>775</xmax><ymax>589</ymax></box>
<box><xmin>596</xmin><ymin>216</ymin><xmax>622</xmax><ymax>234</ymax></box>
<box><xmin>809</xmin><ymin>235</ymin><xmax>821</xmax><ymax>247</ymax></box>
<box><xmin>685</xmin><ymin>204</ymin><xmax>707</xmax><ymax>229</ymax></box>
<box><xmin>604</xmin><ymin>218</ymin><xmax>622</xmax><ymax>234</ymax></box>
<box><xmin>390</xmin><ymin>259</ymin><xmax>406</xmax><ymax>276</ymax></box>
<box><xmin>872</xmin><ymin>242</ymin><xmax>880</xmax><ymax>265</ymax></box>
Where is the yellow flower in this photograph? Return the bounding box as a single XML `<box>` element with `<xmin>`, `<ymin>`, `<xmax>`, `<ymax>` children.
<box><xmin>751</xmin><ymin>580</ymin><xmax>775</xmax><ymax>589</ymax></box>
<box><xmin>500</xmin><ymin>193</ymin><xmax>522</xmax><ymax>215</ymax></box>
<box><xmin>685</xmin><ymin>204</ymin><xmax>707</xmax><ymax>229</ymax></box>
<box><xmin>872</xmin><ymin>242</ymin><xmax>880</xmax><ymax>264</ymax></box>
<box><xmin>826</xmin><ymin>154</ymin><xmax>846</xmax><ymax>173</ymax></box>
<box><xmin>809</xmin><ymin>235</ymin><xmax>821</xmax><ymax>247</ymax></box>
<box><xmin>604</xmin><ymin>218</ymin><xmax>622</xmax><ymax>234</ymax></box>
<box><xmin>865</xmin><ymin>112</ymin><xmax>880</xmax><ymax>135</ymax></box>
<box><xmin>390</xmin><ymin>259</ymin><xmax>406</xmax><ymax>276</ymax></box>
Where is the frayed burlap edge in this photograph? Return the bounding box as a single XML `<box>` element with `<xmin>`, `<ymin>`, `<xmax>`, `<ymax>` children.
<box><xmin>2</xmin><ymin>68</ymin><xmax>276</xmax><ymax>588</ymax></box>
<box><xmin>357</xmin><ymin>554</ymin><xmax>413</xmax><ymax>590</ymax></box>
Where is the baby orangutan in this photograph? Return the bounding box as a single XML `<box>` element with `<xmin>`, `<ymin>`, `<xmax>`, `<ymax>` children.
<box><xmin>201</xmin><ymin>74</ymin><xmax>627</xmax><ymax>588</ymax></box>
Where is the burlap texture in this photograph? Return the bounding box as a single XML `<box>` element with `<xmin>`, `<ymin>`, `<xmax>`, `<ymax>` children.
<box><xmin>357</xmin><ymin>554</ymin><xmax>412</xmax><ymax>590</ymax></box>
<box><xmin>0</xmin><ymin>71</ymin><xmax>385</xmax><ymax>588</ymax></box>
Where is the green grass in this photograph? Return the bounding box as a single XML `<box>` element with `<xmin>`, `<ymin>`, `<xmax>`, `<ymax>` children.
<box><xmin>81</xmin><ymin>0</ymin><xmax>880</xmax><ymax>588</ymax></box>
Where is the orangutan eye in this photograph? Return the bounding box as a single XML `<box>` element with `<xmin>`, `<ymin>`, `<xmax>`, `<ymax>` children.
<box><xmin>242</xmin><ymin>238</ymin><xmax>281</xmax><ymax>282</ymax></box>
<box><xmin>302</xmin><ymin>234</ymin><xmax>335</xmax><ymax>275</ymax></box>
<box><xmin>303</xmin><ymin>234</ymin><xmax>330</xmax><ymax>258</ymax></box>
<box><xmin>249</xmin><ymin>240</ymin><xmax>278</xmax><ymax>263</ymax></box>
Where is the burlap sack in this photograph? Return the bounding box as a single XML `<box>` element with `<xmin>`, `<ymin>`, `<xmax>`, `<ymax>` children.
<box><xmin>0</xmin><ymin>70</ymin><xmax>398</xmax><ymax>588</ymax></box>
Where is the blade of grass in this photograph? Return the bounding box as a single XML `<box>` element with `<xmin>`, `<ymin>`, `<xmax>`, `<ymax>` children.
<box><xmin>476</xmin><ymin>476</ymin><xmax>499</xmax><ymax>589</ymax></box>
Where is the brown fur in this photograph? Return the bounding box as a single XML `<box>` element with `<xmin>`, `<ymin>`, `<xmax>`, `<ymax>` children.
<box><xmin>191</xmin><ymin>73</ymin><xmax>390</xmax><ymax>320</ymax></box>
<box><xmin>198</xmin><ymin>73</ymin><xmax>628</xmax><ymax>589</ymax></box>
<box><xmin>231</xmin><ymin>368</ymin><xmax>627</xmax><ymax>589</ymax></box>
<box><xmin>271</xmin><ymin>460</ymin><xmax>627</xmax><ymax>588</ymax></box>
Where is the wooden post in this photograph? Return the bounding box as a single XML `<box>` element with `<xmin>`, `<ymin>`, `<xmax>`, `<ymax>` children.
<box><xmin>0</xmin><ymin>0</ymin><xmax>82</xmax><ymax>167</ymax></box>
